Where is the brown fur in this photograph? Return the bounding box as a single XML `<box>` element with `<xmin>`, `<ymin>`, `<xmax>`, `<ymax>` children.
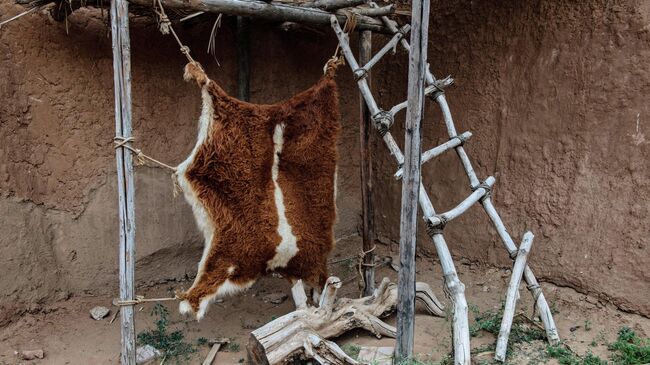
<box><xmin>179</xmin><ymin>63</ymin><xmax>340</xmax><ymax>314</ymax></box>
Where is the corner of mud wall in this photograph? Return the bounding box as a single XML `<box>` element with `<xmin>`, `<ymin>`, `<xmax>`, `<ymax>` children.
<box><xmin>0</xmin><ymin>3</ymin><xmax>362</xmax><ymax>323</ymax></box>
<box><xmin>372</xmin><ymin>0</ymin><xmax>650</xmax><ymax>317</ymax></box>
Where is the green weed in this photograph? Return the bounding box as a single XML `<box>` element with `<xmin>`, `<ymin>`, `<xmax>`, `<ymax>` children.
<box><xmin>136</xmin><ymin>303</ymin><xmax>196</xmax><ymax>364</ymax></box>
<box><xmin>340</xmin><ymin>343</ymin><xmax>361</xmax><ymax>360</ymax></box>
<box><xmin>225</xmin><ymin>342</ymin><xmax>241</xmax><ymax>352</ymax></box>
<box><xmin>608</xmin><ymin>327</ymin><xmax>650</xmax><ymax>365</ymax></box>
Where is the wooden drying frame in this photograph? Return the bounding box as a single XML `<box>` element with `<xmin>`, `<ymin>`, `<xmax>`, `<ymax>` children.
<box><xmin>79</xmin><ymin>0</ymin><xmax>561</xmax><ymax>363</ymax></box>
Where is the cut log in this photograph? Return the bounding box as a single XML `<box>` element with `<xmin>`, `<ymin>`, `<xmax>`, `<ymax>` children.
<box><xmin>247</xmin><ymin>277</ymin><xmax>444</xmax><ymax>364</ymax></box>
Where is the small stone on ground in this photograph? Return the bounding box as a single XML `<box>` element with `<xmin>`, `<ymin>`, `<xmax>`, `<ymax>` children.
<box><xmin>16</xmin><ymin>349</ymin><xmax>45</xmax><ymax>360</ymax></box>
<box><xmin>136</xmin><ymin>345</ymin><xmax>161</xmax><ymax>364</ymax></box>
<box><xmin>89</xmin><ymin>306</ymin><xmax>110</xmax><ymax>320</ymax></box>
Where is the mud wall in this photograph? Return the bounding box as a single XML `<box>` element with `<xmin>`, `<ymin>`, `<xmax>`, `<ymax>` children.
<box><xmin>0</xmin><ymin>4</ymin><xmax>363</xmax><ymax>324</ymax></box>
<box><xmin>373</xmin><ymin>0</ymin><xmax>650</xmax><ymax>316</ymax></box>
<box><xmin>0</xmin><ymin>0</ymin><xmax>648</xmax><ymax>321</ymax></box>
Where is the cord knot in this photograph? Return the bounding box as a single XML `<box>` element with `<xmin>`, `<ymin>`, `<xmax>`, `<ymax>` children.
<box><xmin>471</xmin><ymin>180</ymin><xmax>492</xmax><ymax>201</ymax></box>
<box><xmin>372</xmin><ymin>110</ymin><xmax>393</xmax><ymax>136</ymax></box>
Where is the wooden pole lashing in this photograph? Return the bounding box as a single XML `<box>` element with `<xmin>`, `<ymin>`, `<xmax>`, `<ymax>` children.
<box><xmin>395</xmin><ymin>0</ymin><xmax>429</xmax><ymax>359</ymax></box>
<box><xmin>359</xmin><ymin>30</ymin><xmax>375</xmax><ymax>297</ymax></box>
<box><xmin>495</xmin><ymin>232</ymin><xmax>535</xmax><ymax>362</ymax></box>
<box><xmin>110</xmin><ymin>0</ymin><xmax>136</xmax><ymax>364</ymax></box>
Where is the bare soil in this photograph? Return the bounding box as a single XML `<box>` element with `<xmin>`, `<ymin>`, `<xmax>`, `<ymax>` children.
<box><xmin>1</xmin><ymin>237</ymin><xmax>647</xmax><ymax>365</ymax></box>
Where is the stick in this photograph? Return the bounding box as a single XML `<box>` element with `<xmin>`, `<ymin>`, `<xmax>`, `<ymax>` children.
<box><xmin>395</xmin><ymin>0</ymin><xmax>429</xmax><ymax>359</ymax></box>
<box><xmin>394</xmin><ymin>132</ymin><xmax>471</xmax><ymax>179</ymax></box>
<box><xmin>359</xmin><ymin>29</ymin><xmax>376</xmax><ymax>297</ymax></box>
<box><xmin>495</xmin><ymin>232</ymin><xmax>534</xmax><ymax>362</ymax></box>
<box><xmin>426</xmin><ymin>176</ymin><xmax>495</xmax><ymax>227</ymax></box>
<box><xmin>110</xmin><ymin>0</ymin><xmax>136</xmax><ymax>364</ymax></box>
<box><xmin>0</xmin><ymin>6</ymin><xmax>42</xmax><ymax>28</ymax></box>
<box><xmin>201</xmin><ymin>343</ymin><xmax>222</xmax><ymax>365</ymax></box>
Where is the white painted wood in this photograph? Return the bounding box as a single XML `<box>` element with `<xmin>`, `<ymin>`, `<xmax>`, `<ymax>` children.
<box><xmin>361</xmin><ymin>25</ymin><xmax>410</xmax><ymax>74</ymax></box>
<box><xmin>426</xmin><ymin>176</ymin><xmax>495</xmax><ymax>226</ymax></box>
<box><xmin>482</xmin><ymin>199</ymin><xmax>560</xmax><ymax>345</ymax></box>
<box><xmin>394</xmin><ymin>132</ymin><xmax>472</xmax><ymax>179</ymax></box>
<box><xmin>110</xmin><ymin>1</ymin><xmax>136</xmax><ymax>364</ymax></box>
<box><xmin>389</xmin><ymin>80</ymin><xmax>454</xmax><ymax>117</ymax></box>
<box><xmin>330</xmin><ymin>17</ymin><xmax>381</xmax><ymax>115</ymax></box>
<box><xmin>418</xmin><ymin>185</ymin><xmax>471</xmax><ymax>365</ymax></box>
<box><xmin>495</xmin><ymin>232</ymin><xmax>534</xmax><ymax>362</ymax></box>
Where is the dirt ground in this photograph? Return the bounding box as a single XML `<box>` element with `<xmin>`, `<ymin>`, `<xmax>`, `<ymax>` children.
<box><xmin>1</xmin><ymin>237</ymin><xmax>647</xmax><ymax>365</ymax></box>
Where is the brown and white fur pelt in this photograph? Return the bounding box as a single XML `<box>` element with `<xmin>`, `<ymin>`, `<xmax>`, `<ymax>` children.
<box><xmin>176</xmin><ymin>62</ymin><xmax>340</xmax><ymax>320</ymax></box>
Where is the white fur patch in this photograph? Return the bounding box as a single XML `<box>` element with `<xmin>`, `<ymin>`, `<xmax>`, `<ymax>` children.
<box><xmin>267</xmin><ymin>123</ymin><xmax>299</xmax><ymax>270</ymax></box>
<box><xmin>176</xmin><ymin>87</ymin><xmax>216</xmax><ymax>289</ymax></box>
<box><xmin>179</xmin><ymin>279</ymin><xmax>254</xmax><ymax>320</ymax></box>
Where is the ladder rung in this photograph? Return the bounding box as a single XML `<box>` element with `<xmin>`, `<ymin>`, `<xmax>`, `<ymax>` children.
<box><xmin>426</xmin><ymin>176</ymin><xmax>495</xmax><ymax>227</ymax></box>
<box><xmin>389</xmin><ymin>77</ymin><xmax>454</xmax><ymax>117</ymax></box>
<box><xmin>355</xmin><ymin>24</ymin><xmax>410</xmax><ymax>80</ymax></box>
<box><xmin>395</xmin><ymin>131</ymin><xmax>472</xmax><ymax>179</ymax></box>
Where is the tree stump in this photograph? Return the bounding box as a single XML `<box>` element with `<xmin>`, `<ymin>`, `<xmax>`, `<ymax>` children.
<box><xmin>247</xmin><ymin>277</ymin><xmax>444</xmax><ymax>364</ymax></box>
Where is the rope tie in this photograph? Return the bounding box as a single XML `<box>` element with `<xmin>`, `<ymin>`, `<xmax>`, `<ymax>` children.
<box><xmin>324</xmin><ymin>12</ymin><xmax>357</xmax><ymax>75</ymax></box>
<box><xmin>426</xmin><ymin>216</ymin><xmax>447</xmax><ymax>237</ymax></box>
<box><xmin>371</xmin><ymin>110</ymin><xmax>393</xmax><ymax>136</ymax></box>
<box><xmin>114</xmin><ymin>136</ymin><xmax>177</xmax><ymax>172</ymax></box>
<box><xmin>353</xmin><ymin>67</ymin><xmax>368</xmax><ymax>81</ymax></box>
<box><xmin>450</xmin><ymin>134</ymin><xmax>468</xmax><ymax>146</ymax></box>
<box><xmin>113</xmin><ymin>294</ymin><xmax>180</xmax><ymax>307</ymax></box>
<box><xmin>508</xmin><ymin>249</ymin><xmax>518</xmax><ymax>260</ymax></box>
<box><xmin>153</xmin><ymin>0</ymin><xmax>196</xmax><ymax>64</ymax></box>
<box><xmin>357</xmin><ymin>244</ymin><xmax>377</xmax><ymax>294</ymax></box>
<box><xmin>471</xmin><ymin>180</ymin><xmax>492</xmax><ymax>201</ymax></box>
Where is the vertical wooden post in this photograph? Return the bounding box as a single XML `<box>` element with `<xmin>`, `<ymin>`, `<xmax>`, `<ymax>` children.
<box><xmin>110</xmin><ymin>0</ymin><xmax>136</xmax><ymax>364</ymax></box>
<box><xmin>236</xmin><ymin>16</ymin><xmax>250</xmax><ymax>101</ymax></box>
<box><xmin>395</xmin><ymin>0</ymin><xmax>429</xmax><ymax>360</ymax></box>
<box><xmin>359</xmin><ymin>30</ymin><xmax>375</xmax><ymax>297</ymax></box>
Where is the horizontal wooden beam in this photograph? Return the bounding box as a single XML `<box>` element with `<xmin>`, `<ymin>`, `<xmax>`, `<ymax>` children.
<box><xmin>127</xmin><ymin>0</ymin><xmax>393</xmax><ymax>33</ymax></box>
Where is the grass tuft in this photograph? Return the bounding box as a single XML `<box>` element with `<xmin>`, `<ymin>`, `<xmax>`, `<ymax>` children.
<box><xmin>136</xmin><ymin>303</ymin><xmax>196</xmax><ymax>364</ymax></box>
<box><xmin>608</xmin><ymin>327</ymin><xmax>650</xmax><ymax>365</ymax></box>
<box><xmin>340</xmin><ymin>343</ymin><xmax>361</xmax><ymax>360</ymax></box>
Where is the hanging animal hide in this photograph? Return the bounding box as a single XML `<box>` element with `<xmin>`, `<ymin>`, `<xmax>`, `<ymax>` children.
<box><xmin>176</xmin><ymin>62</ymin><xmax>340</xmax><ymax>320</ymax></box>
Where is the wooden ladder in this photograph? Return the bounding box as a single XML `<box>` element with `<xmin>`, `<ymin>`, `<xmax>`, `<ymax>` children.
<box><xmin>330</xmin><ymin>7</ymin><xmax>560</xmax><ymax>364</ymax></box>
